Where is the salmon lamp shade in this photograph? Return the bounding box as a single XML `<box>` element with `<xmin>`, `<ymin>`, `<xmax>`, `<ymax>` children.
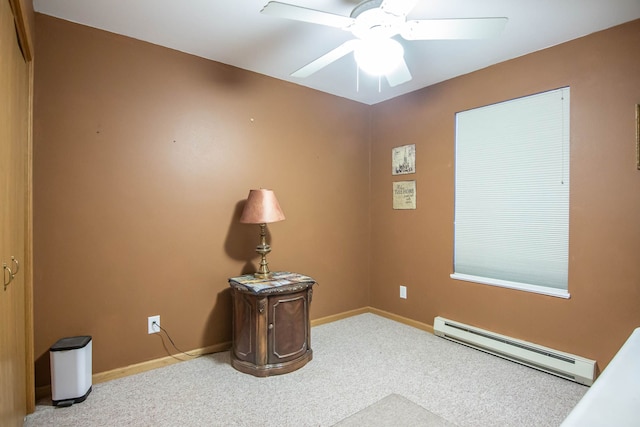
<box><xmin>239</xmin><ymin>189</ymin><xmax>285</xmax><ymax>224</ymax></box>
<box><xmin>239</xmin><ymin>189</ymin><xmax>285</xmax><ymax>278</ymax></box>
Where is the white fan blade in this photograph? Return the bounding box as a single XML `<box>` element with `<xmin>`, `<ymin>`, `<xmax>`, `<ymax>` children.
<box><xmin>385</xmin><ymin>58</ymin><xmax>412</xmax><ymax>87</ymax></box>
<box><xmin>380</xmin><ymin>0</ymin><xmax>419</xmax><ymax>17</ymax></box>
<box><xmin>261</xmin><ymin>1</ymin><xmax>355</xmax><ymax>29</ymax></box>
<box><xmin>401</xmin><ymin>17</ymin><xmax>508</xmax><ymax>40</ymax></box>
<box><xmin>291</xmin><ymin>40</ymin><xmax>360</xmax><ymax>78</ymax></box>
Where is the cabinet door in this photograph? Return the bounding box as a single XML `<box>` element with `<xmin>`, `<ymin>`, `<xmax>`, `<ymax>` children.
<box><xmin>267</xmin><ymin>290</ymin><xmax>309</xmax><ymax>365</ymax></box>
<box><xmin>231</xmin><ymin>290</ymin><xmax>258</xmax><ymax>363</ymax></box>
<box><xmin>0</xmin><ymin>0</ymin><xmax>29</xmax><ymax>424</ymax></box>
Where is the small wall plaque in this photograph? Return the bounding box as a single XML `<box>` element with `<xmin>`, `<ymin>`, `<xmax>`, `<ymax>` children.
<box><xmin>392</xmin><ymin>144</ymin><xmax>415</xmax><ymax>175</ymax></box>
<box><xmin>393</xmin><ymin>181</ymin><xmax>416</xmax><ymax>210</ymax></box>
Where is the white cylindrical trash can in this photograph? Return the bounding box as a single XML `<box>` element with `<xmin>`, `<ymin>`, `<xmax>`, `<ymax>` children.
<box><xmin>50</xmin><ymin>335</ymin><xmax>92</xmax><ymax>406</ymax></box>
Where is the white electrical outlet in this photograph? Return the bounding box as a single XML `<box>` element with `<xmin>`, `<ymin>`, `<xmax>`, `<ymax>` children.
<box><xmin>148</xmin><ymin>315</ymin><xmax>160</xmax><ymax>334</ymax></box>
<box><xmin>400</xmin><ymin>285</ymin><xmax>407</xmax><ymax>299</ymax></box>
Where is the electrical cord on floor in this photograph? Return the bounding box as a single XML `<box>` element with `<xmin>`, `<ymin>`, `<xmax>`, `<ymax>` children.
<box><xmin>153</xmin><ymin>321</ymin><xmax>200</xmax><ymax>358</ymax></box>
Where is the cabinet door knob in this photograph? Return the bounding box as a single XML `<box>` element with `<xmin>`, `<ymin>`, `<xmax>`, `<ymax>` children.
<box><xmin>268</xmin><ymin>323</ymin><xmax>273</xmax><ymax>330</ymax></box>
<box><xmin>11</xmin><ymin>256</ymin><xmax>19</xmax><ymax>276</ymax></box>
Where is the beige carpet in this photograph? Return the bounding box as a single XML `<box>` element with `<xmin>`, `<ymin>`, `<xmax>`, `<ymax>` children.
<box><xmin>25</xmin><ymin>313</ymin><xmax>587</xmax><ymax>426</ymax></box>
<box><xmin>334</xmin><ymin>393</ymin><xmax>456</xmax><ymax>426</ymax></box>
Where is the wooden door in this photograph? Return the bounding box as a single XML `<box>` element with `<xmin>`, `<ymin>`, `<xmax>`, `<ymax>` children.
<box><xmin>267</xmin><ymin>290</ymin><xmax>309</xmax><ymax>365</ymax></box>
<box><xmin>1</xmin><ymin>0</ymin><xmax>30</xmax><ymax>424</ymax></box>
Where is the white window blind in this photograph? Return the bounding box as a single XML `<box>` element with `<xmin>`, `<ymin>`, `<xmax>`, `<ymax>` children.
<box><xmin>452</xmin><ymin>87</ymin><xmax>570</xmax><ymax>298</ymax></box>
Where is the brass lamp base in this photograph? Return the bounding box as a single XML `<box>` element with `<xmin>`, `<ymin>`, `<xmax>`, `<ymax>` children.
<box><xmin>254</xmin><ymin>223</ymin><xmax>272</xmax><ymax>279</ymax></box>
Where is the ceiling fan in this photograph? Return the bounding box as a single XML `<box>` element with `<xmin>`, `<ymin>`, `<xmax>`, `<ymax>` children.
<box><xmin>261</xmin><ymin>0</ymin><xmax>508</xmax><ymax>87</ymax></box>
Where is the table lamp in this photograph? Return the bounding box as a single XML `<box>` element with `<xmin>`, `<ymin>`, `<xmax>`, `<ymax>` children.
<box><xmin>239</xmin><ymin>189</ymin><xmax>285</xmax><ymax>278</ymax></box>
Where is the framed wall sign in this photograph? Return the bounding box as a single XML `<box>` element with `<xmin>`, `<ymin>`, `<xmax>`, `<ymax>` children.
<box><xmin>392</xmin><ymin>144</ymin><xmax>415</xmax><ymax>175</ymax></box>
<box><xmin>393</xmin><ymin>181</ymin><xmax>416</xmax><ymax>209</ymax></box>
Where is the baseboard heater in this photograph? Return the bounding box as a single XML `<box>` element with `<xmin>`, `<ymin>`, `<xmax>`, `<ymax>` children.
<box><xmin>433</xmin><ymin>316</ymin><xmax>596</xmax><ymax>386</ymax></box>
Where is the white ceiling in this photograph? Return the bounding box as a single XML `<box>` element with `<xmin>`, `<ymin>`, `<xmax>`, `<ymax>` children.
<box><xmin>33</xmin><ymin>0</ymin><xmax>640</xmax><ymax>105</ymax></box>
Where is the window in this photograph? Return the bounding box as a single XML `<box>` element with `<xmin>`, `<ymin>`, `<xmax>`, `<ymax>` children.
<box><xmin>452</xmin><ymin>87</ymin><xmax>570</xmax><ymax>298</ymax></box>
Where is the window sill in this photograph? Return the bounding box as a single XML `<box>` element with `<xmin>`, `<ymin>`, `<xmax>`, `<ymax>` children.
<box><xmin>450</xmin><ymin>273</ymin><xmax>570</xmax><ymax>299</ymax></box>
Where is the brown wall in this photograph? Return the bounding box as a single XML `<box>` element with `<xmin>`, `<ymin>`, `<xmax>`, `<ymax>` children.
<box><xmin>34</xmin><ymin>12</ymin><xmax>640</xmax><ymax>387</ymax></box>
<box><xmin>369</xmin><ymin>19</ymin><xmax>640</xmax><ymax>371</ymax></box>
<box><xmin>33</xmin><ymin>14</ymin><xmax>371</xmax><ymax>386</ymax></box>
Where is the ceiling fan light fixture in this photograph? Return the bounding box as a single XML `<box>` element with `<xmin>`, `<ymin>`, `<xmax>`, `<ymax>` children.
<box><xmin>354</xmin><ymin>38</ymin><xmax>404</xmax><ymax>76</ymax></box>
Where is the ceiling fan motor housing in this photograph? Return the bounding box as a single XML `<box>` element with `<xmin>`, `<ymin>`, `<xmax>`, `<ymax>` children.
<box><xmin>350</xmin><ymin>0</ymin><xmax>385</xmax><ymax>18</ymax></box>
<box><xmin>350</xmin><ymin>0</ymin><xmax>405</xmax><ymax>40</ymax></box>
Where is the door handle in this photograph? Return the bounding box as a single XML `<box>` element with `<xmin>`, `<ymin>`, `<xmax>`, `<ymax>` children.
<box><xmin>3</xmin><ymin>263</ymin><xmax>13</xmax><ymax>290</ymax></box>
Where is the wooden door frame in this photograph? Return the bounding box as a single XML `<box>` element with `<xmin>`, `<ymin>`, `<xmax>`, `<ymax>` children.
<box><xmin>24</xmin><ymin>52</ymin><xmax>35</xmax><ymax>416</ymax></box>
<box><xmin>8</xmin><ymin>0</ymin><xmax>35</xmax><ymax>414</ymax></box>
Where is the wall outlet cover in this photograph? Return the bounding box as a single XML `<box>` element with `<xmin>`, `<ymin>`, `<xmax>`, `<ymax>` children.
<box><xmin>148</xmin><ymin>315</ymin><xmax>160</xmax><ymax>334</ymax></box>
<box><xmin>400</xmin><ymin>286</ymin><xmax>407</xmax><ymax>299</ymax></box>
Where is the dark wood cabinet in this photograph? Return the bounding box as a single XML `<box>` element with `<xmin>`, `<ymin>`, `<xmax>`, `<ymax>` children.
<box><xmin>229</xmin><ymin>272</ymin><xmax>315</xmax><ymax>377</ymax></box>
